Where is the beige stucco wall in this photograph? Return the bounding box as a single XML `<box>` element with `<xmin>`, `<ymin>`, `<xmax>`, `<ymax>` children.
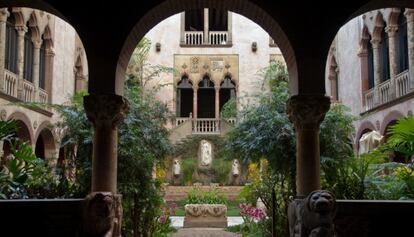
<box><xmin>141</xmin><ymin>12</ymin><xmax>283</xmax><ymax>114</ymax></box>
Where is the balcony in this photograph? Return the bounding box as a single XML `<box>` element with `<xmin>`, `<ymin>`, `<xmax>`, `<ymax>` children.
<box><xmin>182</xmin><ymin>31</ymin><xmax>231</xmax><ymax>47</ymax></box>
<box><xmin>362</xmin><ymin>70</ymin><xmax>413</xmax><ymax>113</ymax></box>
<box><xmin>2</xmin><ymin>69</ymin><xmax>48</xmax><ymax>104</ymax></box>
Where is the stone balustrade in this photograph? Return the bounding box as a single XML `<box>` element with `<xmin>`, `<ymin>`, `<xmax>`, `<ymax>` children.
<box><xmin>183</xmin><ymin>31</ymin><xmax>230</xmax><ymax>46</ymax></box>
<box><xmin>184</xmin><ymin>31</ymin><xmax>204</xmax><ymax>45</ymax></box>
<box><xmin>396</xmin><ymin>69</ymin><xmax>410</xmax><ymax>97</ymax></box>
<box><xmin>3</xmin><ymin>69</ymin><xmax>17</xmax><ymax>97</ymax></box>
<box><xmin>364</xmin><ymin>88</ymin><xmax>375</xmax><ymax>111</ymax></box>
<box><xmin>209</xmin><ymin>31</ymin><xmax>229</xmax><ymax>45</ymax></box>
<box><xmin>192</xmin><ymin>118</ymin><xmax>220</xmax><ymax>134</ymax></box>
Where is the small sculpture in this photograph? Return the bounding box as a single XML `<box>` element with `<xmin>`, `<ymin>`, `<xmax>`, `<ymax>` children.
<box><xmin>232</xmin><ymin>159</ymin><xmax>240</xmax><ymax>176</ymax></box>
<box><xmin>200</xmin><ymin>140</ymin><xmax>212</xmax><ymax>166</ymax></box>
<box><xmin>173</xmin><ymin>159</ymin><xmax>181</xmax><ymax>176</ymax></box>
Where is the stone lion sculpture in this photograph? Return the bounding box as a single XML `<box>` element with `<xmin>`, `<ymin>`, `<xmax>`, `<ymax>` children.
<box><xmin>84</xmin><ymin>192</ymin><xmax>115</xmax><ymax>237</ymax></box>
<box><xmin>288</xmin><ymin>190</ymin><xmax>336</xmax><ymax>237</ymax></box>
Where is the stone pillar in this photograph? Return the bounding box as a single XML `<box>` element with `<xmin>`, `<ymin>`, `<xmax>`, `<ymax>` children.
<box><xmin>405</xmin><ymin>9</ymin><xmax>414</xmax><ymax>88</ymax></box>
<box><xmin>31</xmin><ymin>39</ymin><xmax>42</xmax><ymax>102</ymax></box>
<box><xmin>15</xmin><ymin>25</ymin><xmax>27</xmax><ymax>100</ymax></box>
<box><xmin>227</xmin><ymin>11</ymin><xmax>232</xmax><ymax>44</ymax></box>
<box><xmin>180</xmin><ymin>12</ymin><xmax>185</xmax><ymax>45</ymax></box>
<box><xmin>0</xmin><ymin>9</ymin><xmax>9</xmax><ymax>92</ymax></box>
<box><xmin>287</xmin><ymin>95</ymin><xmax>330</xmax><ymax>197</ymax></box>
<box><xmin>371</xmin><ymin>39</ymin><xmax>381</xmax><ymax>104</ymax></box>
<box><xmin>215</xmin><ymin>86</ymin><xmax>220</xmax><ymax>119</ymax></box>
<box><xmin>193</xmin><ymin>85</ymin><xmax>198</xmax><ymax>118</ymax></box>
<box><xmin>204</xmin><ymin>8</ymin><xmax>209</xmax><ymax>44</ymax></box>
<box><xmin>386</xmin><ymin>25</ymin><xmax>398</xmax><ymax>99</ymax></box>
<box><xmin>84</xmin><ymin>94</ymin><xmax>129</xmax><ymax>193</ymax></box>
<box><xmin>45</xmin><ymin>48</ymin><xmax>55</xmax><ymax>103</ymax></box>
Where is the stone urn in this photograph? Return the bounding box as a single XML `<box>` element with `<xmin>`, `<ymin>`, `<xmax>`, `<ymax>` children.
<box><xmin>183</xmin><ymin>204</ymin><xmax>227</xmax><ymax>228</ymax></box>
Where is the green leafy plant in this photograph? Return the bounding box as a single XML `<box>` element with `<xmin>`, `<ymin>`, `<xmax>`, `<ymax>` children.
<box><xmin>386</xmin><ymin>116</ymin><xmax>414</xmax><ymax>161</ymax></box>
<box><xmin>186</xmin><ymin>187</ymin><xmax>227</xmax><ymax>205</ymax></box>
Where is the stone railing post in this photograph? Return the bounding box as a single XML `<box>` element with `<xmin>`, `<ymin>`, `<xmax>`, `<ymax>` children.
<box><xmin>84</xmin><ymin>94</ymin><xmax>129</xmax><ymax>193</ymax></box>
<box><xmin>193</xmin><ymin>85</ymin><xmax>198</xmax><ymax>118</ymax></box>
<box><xmin>287</xmin><ymin>94</ymin><xmax>330</xmax><ymax>197</ymax></box>
<box><xmin>0</xmin><ymin>8</ymin><xmax>9</xmax><ymax>92</ymax></box>
<box><xmin>215</xmin><ymin>85</ymin><xmax>220</xmax><ymax>119</ymax></box>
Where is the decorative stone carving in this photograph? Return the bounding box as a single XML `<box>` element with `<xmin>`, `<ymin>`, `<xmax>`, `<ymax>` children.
<box><xmin>0</xmin><ymin>109</ymin><xmax>7</xmax><ymax>120</ymax></box>
<box><xmin>287</xmin><ymin>95</ymin><xmax>330</xmax><ymax>130</ymax></box>
<box><xmin>200</xmin><ymin>139</ymin><xmax>212</xmax><ymax>166</ymax></box>
<box><xmin>358</xmin><ymin>130</ymin><xmax>384</xmax><ymax>155</ymax></box>
<box><xmin>173</xmin><ymin>158</ymin><xmax>181</xmax><ymax>177</ymax></box>
<box><xmin>83</xmin><ymin>192</ymin><xmax>115</xmax><ymax>237</ymax></box>
<box><xmin>232</xmin><ymin>159</ymin><xmax>240</xmax><ymax>177</ymax></box>
<box><xmin>84</xmin><ymin>94</ymin><xmax>130</xmax><ymax>128</ymax></box>
<box><xmin>288</xmin><ymin>190</ymin><xmax>336</xmax><ymax>237</ymax></box>
<box><xmin>184</xmin><ymin>204</ymin><xmax>228</xmax><ymax>228</ymax></box>
<box><xmin>33</xmin><ymin>121</ymin><xmax>38</xmax><ymax>129</ymax></box>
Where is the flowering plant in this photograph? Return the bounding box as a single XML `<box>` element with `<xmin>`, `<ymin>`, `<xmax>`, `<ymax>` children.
<box><xmin>238</xmin><ymin>203</ymin><xmax>266</xmax><ymax>232</ymax></box>
<box><xmin>154</xmin><ymin>201</ymin><xmax>177</xmax><ymax>237</ymax></box>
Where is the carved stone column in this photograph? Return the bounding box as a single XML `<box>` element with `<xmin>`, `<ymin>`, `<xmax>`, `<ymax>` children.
<box><xmin>204</xmin><ymin>8</ymin><xmax>209</xmax><ymax>44</ymax></box>
<box><xmin>287</xmin><ymin>95</ymin><xmax>330</xmax><ymax>197</ymax></box>
<box><xmin>31</xmin><ymin>39</ymin><xmax>42</xmax><ymax>102</ymax></box>
<box><xmin>15</xmin><ymin>25</ymin><xmax>27</xmax><ymax>100</ymax></box>
<box><xmin>84</xmin><ymin>94</ymin><xmax>130</xmax><ymax>193</ymax></box>
<box><xmin>0</xmin><ymin>9</ymin><xmax>9</xmax><ymax>92</ymax></box>
<box><xmin>193</xmin><ymin>85</ymin><xmax>198</xmax><ymax>118</ymax></box>
<box><xmin>371</xmin><ymin>39</ymin><xmax>381</xmax><ymax>105</ymax></box>
<box><xmin>45</xmin><ymin>48</ymin><xmax>55</xmax><ymax>102</ymax></box>
<box><xmin>405</xmin><ymin>9</ymin><xmax>414</xmax><ymax>89</ymax></box>
<box><xmin>386</xmin><ymin>25</ymin><xmax>398</xmax><ymax>99</ymax></box>
<box><xmin>215</xmin><ymin>86</ymin><xmax>220</xmax><ymax>119</ymax></box>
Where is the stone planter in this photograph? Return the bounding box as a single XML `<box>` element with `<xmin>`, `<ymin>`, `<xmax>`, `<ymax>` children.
<box><xmin>183</xmin><ymin>204</ymin><xmax>227</xmax><ymax>228</ymax></box>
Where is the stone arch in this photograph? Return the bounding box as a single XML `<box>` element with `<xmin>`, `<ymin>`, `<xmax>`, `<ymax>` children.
<box><xmin>10</xmin><ymin>8</ymin><xmax>25</xmax><ymax>27</ymax></box>
<box><xmin>360</xmin><ymin>25</ymin><xmax>371</xmax><ymax>50</ymax></box>
<box><xmin>42</xmin><ymin>24</ymin><xmax>53</xmax><ymax>49</ymax></box>
<box><xmin>380</xmin><ymin>110</ymin><xmax>404</xmax><ymax>135</ymax></box>
<box><xmin>35</xmin><ymin>125</ymin><xmax>56</xmax><ymax>162</ymax></box>
<box><xmin>355</xmin><ymin>120</ymin><xmax>376</xmax><ymax>149</ymax></box>
<box><xmin>116</xmin><ymin>0</ymin><xmax>296</xmax><ymax>96</ymax></box>
<box><xmin>27</xmin><ymin>11</ymin><xmax>40</xmax><ymax>41</ymax></box>
<box><xmin>372</xmin><ymin>12</ymin><xmax>385</xmax><ymax>41</ymax></box>
<box><xmin>7</xmin><ymin>111</ymin><xmax>34</xmax><ymax>144</ymax></box>
<box><xmin>388</xmin><ymin>8</ymin><xmax>402</xmax><ymax>26</ymax></box>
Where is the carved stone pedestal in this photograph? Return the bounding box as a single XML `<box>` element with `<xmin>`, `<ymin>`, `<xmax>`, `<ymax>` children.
<box><xmin>288</xmin><ymin>190</ymin><xmax>336</xmax><ymax>237</ymax></box>
<box><xmin>184</xmin><ymin>204</ymin><xmax>227</xmax><ymax>228</ymax></box>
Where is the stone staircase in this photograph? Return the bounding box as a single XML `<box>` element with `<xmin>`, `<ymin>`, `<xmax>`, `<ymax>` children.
<box><xmin>173</xmin><ymin>228</ymin><xmax>241</xmax><ymax>237</ymax></box>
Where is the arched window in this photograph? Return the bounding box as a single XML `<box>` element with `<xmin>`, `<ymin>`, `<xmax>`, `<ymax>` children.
<box><xmin>397</xmin><ymin>9</ymin><xmax>409</xmax><ymax>73</ymax></box>
<box><xmin>176</xmin><ymin>76</ymin><xmax>193</xmax><ymax>117</ymax></box>
<box><xmin>198</xmin><ymin>76</ymin><xmax>215</xmax><ymax>118</ymax></box>
<box><xmin>23</xmin><ymin>27</ymin><xmax>34</xmax><ymax>82</ymax></box>
<box><xmin>367</xmin><ymin>35</ymin><xmax>375</xmax><ymax>89</ymax></box>
<box><xmin>220</xmin><ymin>76</ymin><xmax>236</xmax><ymax>111</ymax></box>
<box><xmin>380</xmin><ymin>25</ymin><xmax>390</xmax><ymax>82</ymax></box>
<box><xmin>5</xmin><ymin>13</ymin><xmax>18</xmax><ymax>73</ymax></box>
<box><xmin>39</xmin><ymin>38</ymin><xmax>46</xmax><ymax>89</ymax></box>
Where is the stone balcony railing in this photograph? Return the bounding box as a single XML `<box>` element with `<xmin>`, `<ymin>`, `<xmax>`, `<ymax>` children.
<box><xmin>363</xmin><ymin>70</ymin><xmax>412</xmax><ymax>112</ymax></box>
<box><xmin>192</xmin><ymin>118</ymin><xmax>221</xmax><ymax>134</ymax></box>
<box><xmin>183</xmin><ymin>31</ymin><xmax>230</xmax><ymax>46</ymax></box>
<box><xmin>2</xmin><ymin>69</ymin><xmax>48</xmax><ymax>104</ymax></box>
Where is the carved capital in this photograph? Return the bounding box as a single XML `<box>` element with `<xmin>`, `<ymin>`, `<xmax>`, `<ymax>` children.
<box><xmin>32</xmin><ymin>39</ymin><xmax>43</xmax><ymax>49</ymax></box>
<box><xmin>385</xmin><ymin>25</ymin><xmax>398</xmax><ymax>37</ymax></box>
<box><xmin>287</xmin><ymin>95</ymin><xmax>330</xmax><ymax>130</ymax></box>
<box><xmin>288</xmin><ymin>190</ymin><xmax>337</xmax><ymax>237</ymax></box>
<box><xmin>15</xmin><ymin>25</ymin><xmax>27</xmax><ymax>35</ymax></box>
<box><xmin>84</xmin><ymin>94</ymin><xmax>130</xmax><ymax>128</ymax></box>
<box><xmin>83</xmin><ymin>192</ymin><xmax>115</xmax><ymax>237</ymax></box>
<box><xmin>0</xmin><ymin>8</ymin><xmax>9</xmax><ymax>23</ymax></box>
<box><xmin>404</xmin><ymin>9</ymin><xmax>414</xmax><ymax>22</ymax></box>
<box><xmin>370</xmin><ymin>39</ymin><xmax>381</xmax><ymax>49</ymax></box>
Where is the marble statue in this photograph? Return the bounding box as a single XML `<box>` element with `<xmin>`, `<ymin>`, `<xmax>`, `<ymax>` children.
<box><xmin>358</xmin><ymin>130</ymin><xmax>384</xmax><ymax>155</ymax></box>
<box><xmin>173</xmin><ymin>159</ymin><xmax>181</xmax><ymax>176</ymax></box>
<box><xmin>232</xmin><ymin>159</ymin><xmax>240</xmax><ymax>176</ymax></box>
<box><xmin>200</xmin><ymin>140</ymin><xmax>212</xmax><ymax>166</ymax></box>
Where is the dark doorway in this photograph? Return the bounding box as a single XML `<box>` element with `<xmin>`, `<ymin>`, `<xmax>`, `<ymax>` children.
<box><xmin>177</xmin><ymin>76</ymin><xmax>193</xmax><ymax>117</ymax></box>
<box><xmin>35</xmin><ymin>135</ymin><xmax>45</xmax><ymax>159</ymax></box>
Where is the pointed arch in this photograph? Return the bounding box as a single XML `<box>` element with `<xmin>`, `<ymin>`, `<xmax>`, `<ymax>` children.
<box><xmin>372</xmin><ymin>12</ymin><xmax>385</xmax><ymax>40</ymax></box>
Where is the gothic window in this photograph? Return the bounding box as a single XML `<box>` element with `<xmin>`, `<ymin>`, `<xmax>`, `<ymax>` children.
<box><xmin>198</xmin><ymin>76</ymin><xmax>215</xmax><ymax>118</ymax></box>
<box><xmin>367</xmin><ymin>35</ymin><xmax>375</xmax><ymax>89</ymax></box>
<box><xmin>39</xmin><ymin>39</ymin><xmax>46</xmax><ymax>89</ymax></box>
<box><xmin>220</xmin><ymin>76</ymin><xmax>236</xmax><ymax>111</ymax></box>
<box><xmin>5</xmin><ymin>13</ymin><xmax>18</xmax><ymax>73</ymax></box>
<box><xmin>23</xmin><ymin>27</ymin><xmax>34</xmax><ymax>82</ymax></box>
<box><xmin>397</xmin><ymin>10</ymin><xmax>409</xmax><ymax>73</ymax></box>
<box><xmin>177</xmin><ymin>76</ymin><xmax>193</xmax><ymax>117</ymax></box>
<box><xmin>380</xmin><ymin>25</ymin><xmax>390</xmax><ymax>82</ymax></box>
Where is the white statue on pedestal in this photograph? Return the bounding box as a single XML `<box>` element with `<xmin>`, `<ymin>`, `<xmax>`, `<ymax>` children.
<box><xmin>232</xmin><ymin>159</ymin><xmax>240</xmax><ymax>176</ymax></box>
<box><xmin>173</xmin><ymin>159</ymin><xmax>181</xmax><ymax>176</ymax></box>
<box><xmin>200</xmin><ymin>140</ymin><xmax>212</xmax><ymax>166</ymax></box>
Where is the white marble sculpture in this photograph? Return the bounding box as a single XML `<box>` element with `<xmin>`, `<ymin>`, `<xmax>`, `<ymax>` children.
<box><xmin>173</xmin><ymin>159</ymin><xmax>181</xmax><ymax>176</ymax></box>
<box><xmin>358</xmin><ymin>130</ymin><xmax>384</xmax><ymax>155</ymax></box>
<box><xmin>200</xmin><ymin>140</ymin><xmax>212</xmax><ymax>166</ymax></box>
<box><xmin>232</xmin><ymin>159</ymin><xmax>240</xmax><ymax>176</ymax></box>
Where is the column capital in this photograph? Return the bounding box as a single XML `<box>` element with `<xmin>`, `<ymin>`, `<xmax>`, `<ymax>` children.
<box><xmin>0</xmin><ymin>8</ymin><xmax>9</xmax><ymax>23</ymax></box>
<box><xmin>84</xmin><ymin>94</ymin><xmax>130</xmax><ymax>128</ymax></box>
<box><xmin>404</xmin><ymin>9</ymin><xmax>414</xmax><ymax>22</ymax></box>
<box><xmin>15</xmin><ymin>25</ymin><xmax>27</xmax><ymax>35</ymax></box>
<box><xmin>370</xmin><ymin>39</ymin><xmax>381</xmax><ymax>49</ymax></box>
<box><xmin>357</xmin><ymin>47</ymin><xmax>368</xmax><ymax>57</ymax></box>
<box><xmin>193</xmin><ymin>85</ymin><xmax>199</xmax><ymax>91</ymax></box>
<box><xmin>385</xmin><ymin>25</ymin><xmax>398</xmax><ymax>37</ymax></box>
<box><xmin>214</xmin><ymin>85</ymin><xmax>220</xmax><ymax>91</ymax></box>
<box><xmin>45</xmin><ymin>48</ymin><xmax>55</xmax><ymax>57</ymax></box>
<box><xmin>287</xmin><ymin>95</ymin><xmax>330</xmax><ymax>130</ymax></box>
<box><xmin>32</xmin><ymin>39</ymin><xmax>43</xmax><ymax>49</ymax></box>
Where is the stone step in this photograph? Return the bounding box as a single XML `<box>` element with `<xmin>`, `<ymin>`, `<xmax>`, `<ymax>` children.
<box><xmin>173</xmin><ymin>228</ymin><xmax>241</xmax><ymax>237</ymax></box>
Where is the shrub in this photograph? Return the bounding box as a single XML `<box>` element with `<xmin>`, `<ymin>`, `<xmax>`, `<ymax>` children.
<box><xmin>186</xmin><ymin>187</ymin><xmax>227</xmax><ymax>205</ymax></box>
